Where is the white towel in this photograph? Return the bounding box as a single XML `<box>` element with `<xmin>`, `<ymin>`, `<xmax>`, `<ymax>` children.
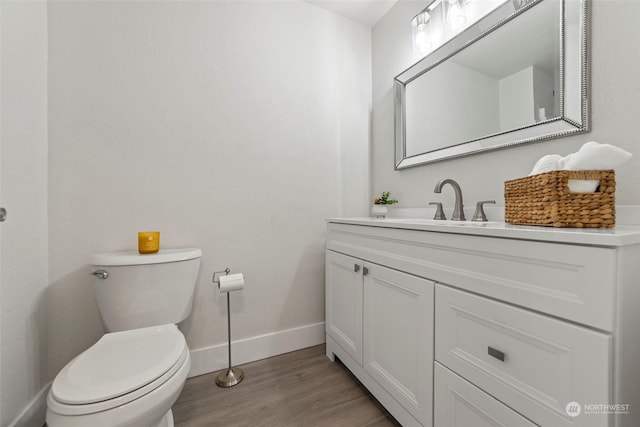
<box><xmin>567</xmin><ymin>179</ymin><xmax>601</xmax><ymax>193</ymax></box>
<box><xmin>558</xmin><ymin>141</ymin><xmax>632</xmax><ymax>170</ymax></box>
<box><xmin>529</xmin><ymin>141</ymin><xmax>632</xmax><ymax>192</ymax></box>
<box><xmin>529</xmin><ymin>154</ymin><xmax>562</xmax><ymax>175</ymax></box>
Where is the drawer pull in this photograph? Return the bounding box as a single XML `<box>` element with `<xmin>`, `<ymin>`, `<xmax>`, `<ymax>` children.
<box><xmin>354</xmin><ymin>264</ymin><xmax>360</xmax><ymax>273</ymax></box>
<box><xmin>488</xmin><ymin>346</ymin><xmax>505</xmax><ymax>362</ymax></box>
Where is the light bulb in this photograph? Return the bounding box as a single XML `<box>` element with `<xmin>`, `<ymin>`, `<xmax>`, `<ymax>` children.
<box><xmin>412</xmin><ymin>10</ymin><xmax>432</xmax><ymax>53</ymax></box>
<box><xmin>446</xmin><ymin>0</ymin><xmax>467</xmax><ymax>32</ymax></box>
<box><xmin>414</xmin><ymin>27</ymin><xmax>432</xmax><ymax>53</ymax></box>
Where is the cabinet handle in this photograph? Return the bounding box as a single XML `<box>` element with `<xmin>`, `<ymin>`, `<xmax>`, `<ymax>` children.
<box><xmin>354</xmin><ymin>264</ymin><xmax>360</xmax><ymax>273</ymax></box>
<box><xmin>488</xmin><ymin>346</ymin><xmax>505</xmax><ymax>362</ymax></box>
<box><xmin>363</xmin><ymin>266</ymin><xmax>369</xmax><ymax>276</ymax></box>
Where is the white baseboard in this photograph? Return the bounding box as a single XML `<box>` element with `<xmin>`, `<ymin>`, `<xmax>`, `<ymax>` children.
<box><xmin>8</xmin><ymin>323</ymin><xmax>325</xmax><ymax>426</ymax></box>
<box><xmin>188</xmin><ymin>322</ymin><xmax>326</xmax><ymax>378</ymax></box>
<box><xmin>8</xmin><ymin>382</ymin><xmax>50</xmax><ymax>427</ymax></box>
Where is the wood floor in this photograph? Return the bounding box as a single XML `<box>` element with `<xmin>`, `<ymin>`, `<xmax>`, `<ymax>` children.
<box><xmin>172</xmin><ymin>345</ymin><xmax>401</xmax><ymax>427</ymax></box>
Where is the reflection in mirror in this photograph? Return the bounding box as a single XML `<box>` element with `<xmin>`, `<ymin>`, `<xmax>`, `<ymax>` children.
<box><xmin>395</xmin><ymin>0</ymin><xmax>588</xmax><ymax>169</ymax></box>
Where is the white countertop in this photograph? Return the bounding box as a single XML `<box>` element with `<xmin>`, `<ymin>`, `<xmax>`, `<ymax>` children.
<box><xmin>327</xmin><ymin>217</ymin><xmax>640</xmax><ymax>247</ymax></box>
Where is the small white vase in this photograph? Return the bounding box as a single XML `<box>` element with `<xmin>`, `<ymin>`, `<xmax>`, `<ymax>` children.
<box><xmin>371</xmin><ymin>204</ymin><xmax>388</xmax><ymax>218</ymax></box>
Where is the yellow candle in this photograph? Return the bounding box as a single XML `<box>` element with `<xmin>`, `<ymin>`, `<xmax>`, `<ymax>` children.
<box><xmin>138</xmin><ymin>231</ymin><xmax>160</xmax><ymax>254</ymax></box>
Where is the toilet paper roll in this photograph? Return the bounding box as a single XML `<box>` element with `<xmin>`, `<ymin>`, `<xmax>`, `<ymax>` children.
<box><xmin>218</xmin><ymin>273</ymin><xmax>244</xmax><ymax>293</ymax></box>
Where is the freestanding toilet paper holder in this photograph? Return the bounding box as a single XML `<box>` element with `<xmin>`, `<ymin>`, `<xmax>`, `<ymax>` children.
<box><xmin>212</xmin><ymin>268</ymin><xmax>245</xmax><ymax>387</ymax></box>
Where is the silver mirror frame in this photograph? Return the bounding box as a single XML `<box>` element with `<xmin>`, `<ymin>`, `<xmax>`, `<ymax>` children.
<box><xmin>394</xmin><ymin>0</ymin><xmax>589</xmax><ymax>169</ymax></box>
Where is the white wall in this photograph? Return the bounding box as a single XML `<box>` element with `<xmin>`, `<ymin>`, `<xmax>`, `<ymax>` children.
<box><xmin>47</xmin><ymin>0</ymin><xmax>370</xmax><ymax>379</ymax></box>
<box><xmin>372</xmin><ymin>0</ymin><xmax>640</xmax><ymax>209</ymax></box>
<box><xmin>499</xmin><ymin>67</ymin><xmax>536</xmax><ymax>130</ymax></box>
<box><xmin>406</xmin><ymin>60</ymin><xmax>498</xmax><ymax>155</ymax></box>
<box><xmin>531</xmin><ymin>65</ymin><xmax>554</xmax><ymax>121</ymax></box>
<box><xmin>0</xmin><ymin>1</ymin><xmax>49</xmax><ymax>426</ymax></box>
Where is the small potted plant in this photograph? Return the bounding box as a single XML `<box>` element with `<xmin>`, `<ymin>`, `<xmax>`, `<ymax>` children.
<box><xmin>371</xmin><ymin>191</ymin><xmax>398</xmax><ymax>218</ymax></box>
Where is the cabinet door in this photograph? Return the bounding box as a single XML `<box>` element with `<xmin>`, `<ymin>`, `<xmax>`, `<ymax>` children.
<box><xmin>434</xmin><ymin>362</ymin><xmax>537</xmax><ymax>427</ymax></box>
<box><xmin>363</xmin><ymin>263</ymin><xmax>434</xmax><ymax>427</ymax></box>
<box><xmin>325</xmin><ymin>250</ymin><xmax>363</xmax><ymax>364</ymax></box>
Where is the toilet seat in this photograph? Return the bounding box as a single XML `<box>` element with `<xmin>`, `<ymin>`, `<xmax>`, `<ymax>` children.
<box><xmin>48</xmin><ymin>324</ymin><xmax>188</xmax><ymax>416</ymax></box>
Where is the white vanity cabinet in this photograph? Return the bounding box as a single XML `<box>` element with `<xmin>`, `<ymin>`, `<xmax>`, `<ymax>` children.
<box><xmin>325</xmin><ymin>251</ymin><xmax>434</xmax><ymax>427</ymax></box>
<box><xmin>325</xmin><ymin>219</ymin><xmax>640</xmax><ymax>427</ymax></box>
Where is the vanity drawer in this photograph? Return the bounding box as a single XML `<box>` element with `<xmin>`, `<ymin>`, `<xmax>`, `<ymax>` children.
<box><xmin>435</xmin><ymin>284</ymin><xmax>611</xmax><ymax>427</ymax></box>
<box><xmin>434</xmin><ymin>362</ymin><xmax>537</xmax><ymax>427</ymax></box>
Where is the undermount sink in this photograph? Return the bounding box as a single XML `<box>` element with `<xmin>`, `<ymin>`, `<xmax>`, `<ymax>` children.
<box><xmin>378</xmin><ymin>218</ymin><xmax>498</xmax><ymax>226</ymax></box>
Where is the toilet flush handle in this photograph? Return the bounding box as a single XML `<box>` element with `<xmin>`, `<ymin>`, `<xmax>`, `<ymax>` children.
<box><xmin>90</xmin><ymin>270</ymin><xmax>109</xmax><ymax>279</ymax></box>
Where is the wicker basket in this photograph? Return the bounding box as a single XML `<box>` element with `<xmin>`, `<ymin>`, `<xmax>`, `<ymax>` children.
<box><xmin>504</xmin><ymin>170</ymin><xmax>615</xmax><ymax>228</ymax></box>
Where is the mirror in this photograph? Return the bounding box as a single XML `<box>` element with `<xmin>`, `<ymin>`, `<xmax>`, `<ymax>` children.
<box><xmin>394</xmin><ymin>0</ymin><xmax>588</xmax><ymax>169</ymax></box>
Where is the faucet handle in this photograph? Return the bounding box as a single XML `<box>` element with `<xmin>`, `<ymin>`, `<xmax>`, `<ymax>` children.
<box><xmin>429</xmin><ymin>202</ymin><xmax>447</xmax><ymax>220</ymax></box>
<box><xmin>472</xmin><ymin>200</ymin><xmax>496</xmax><ymax>222</ymax></box>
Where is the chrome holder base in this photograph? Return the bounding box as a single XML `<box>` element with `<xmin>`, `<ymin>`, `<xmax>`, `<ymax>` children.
<box><xmin>215</xmin><ymin>367</ymin><xmax>244</xmax><ymax>388</ymax></box>
<box><xmin>215</xmin><ymin>289</ymin><xmax>245</xmax><ymax>388</ymax></box>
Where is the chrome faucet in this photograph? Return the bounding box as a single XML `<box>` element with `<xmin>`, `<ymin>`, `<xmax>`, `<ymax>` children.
<box><xmin>433</xmin><ymin>178</ymin><xmax>465</xmax><ymax>221</ymax></box>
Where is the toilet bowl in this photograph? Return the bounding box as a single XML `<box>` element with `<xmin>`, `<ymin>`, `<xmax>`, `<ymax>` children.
<box><xmin>47</xmin><ymin>324</ymin><xmax>190</xmax><ymax>427</ymax></box>
<box><xmin>46</xmin><ymin>248</ymin><xmax>201</xmax><ymax>427</ymax></box>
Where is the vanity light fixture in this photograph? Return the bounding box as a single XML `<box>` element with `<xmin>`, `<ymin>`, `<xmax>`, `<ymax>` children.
<box><xmin>412</xmin><ymin>0</ymin><xmax>471</xmax><ymax>55</ymax></box>
<box><xmin>411</xmin><ymin>7</ymin><xmax>433</xmax><ymax>54</ymax></box>
<box><xmin>445</xmin><ymin>0</ymin><xmax>468</xmax><ymax>32</ymax></box>
<box><xmin>412</xmin><ymin>0</ymin><xmax>508</xmax><ymax>57</ymax></box>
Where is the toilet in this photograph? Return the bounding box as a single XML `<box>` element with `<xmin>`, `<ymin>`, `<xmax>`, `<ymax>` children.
<box><xmin>46</xmin><ymin>248</ymin><xmax>202</xmax><ymax>427</ymax></box>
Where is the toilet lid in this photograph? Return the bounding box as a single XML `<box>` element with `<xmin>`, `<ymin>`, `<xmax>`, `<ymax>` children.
<box><xmin>52</xmin><ymin>324</ymin><xmax>186</xmax><ymax>405</ymax></box>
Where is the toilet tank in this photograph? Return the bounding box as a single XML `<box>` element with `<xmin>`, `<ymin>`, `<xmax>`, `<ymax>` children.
<box><xmin>90</xmin><ymin>248</ymin><xmax>202</xmax><ymax>332</ymax></box>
